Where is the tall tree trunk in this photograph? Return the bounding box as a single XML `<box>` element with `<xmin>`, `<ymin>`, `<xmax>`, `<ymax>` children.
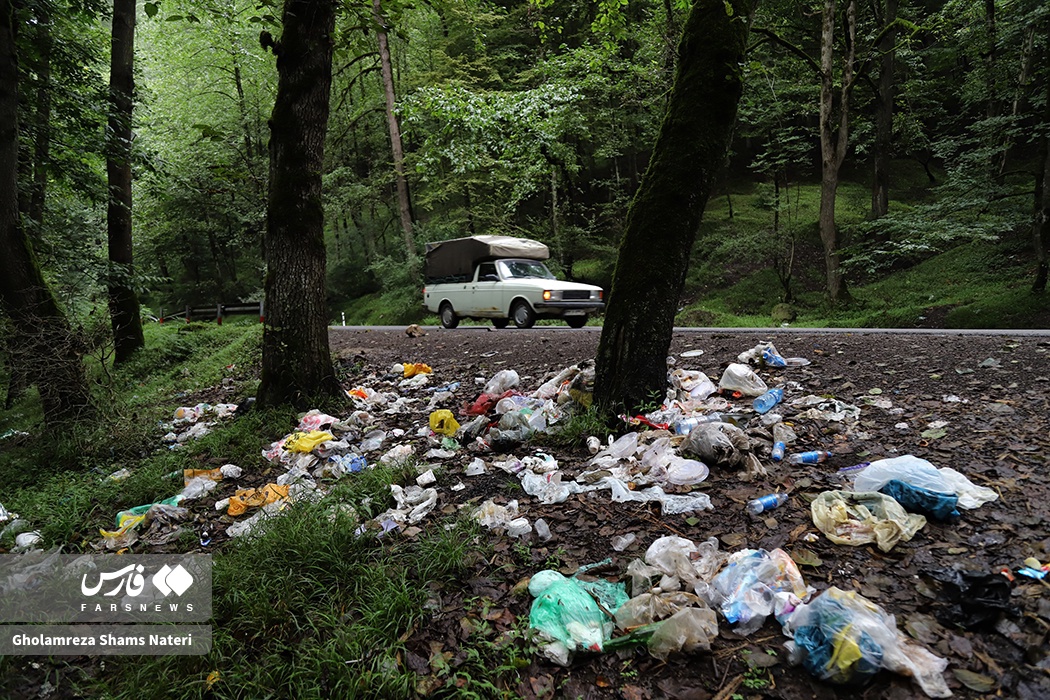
<box><xmin>28</xmin><ymin>7</ymin><xmax>51</xmax><ymax>236</ymax></box>
<box><xmin>1033</xmin><ymin>18</ymin><xmax>1050</xmax><ymax>293</ymax></box>
<box><xmin>594</xmin><ymin>0</ymin><xmax>752</xmax><ymax>415</ymax></box>
<box><xmin>818</xmin><ymin>0</ymin><xmax>855</xmax><ymax>302</ymax></box>
<box><xmin>256</xmin><ymin>0</ymin><xmax>340</xmax><ymax>408</ymax></box>
<box><xmin>107</xmin><ymin>0</ymin><xmax>144</xmax><ymax>364</ymax></box>
<box><xmin>0</xmin><ymin>0</ymin><xmax>91</xmax><ymax>426</ymax></box>
<box><xmin>870</xmin><ymin>0</ymin><xmax>896</xmax><ymax>219</ymax></box>
<box><xmin>373</xmin><ymin>0</ymin><xmax>414</xmax><ymax>258</ymax></box>
<box><xmin>984</xmin><ymin>0</ymin><xmax>997</xmax><ymax>120</ymax></box>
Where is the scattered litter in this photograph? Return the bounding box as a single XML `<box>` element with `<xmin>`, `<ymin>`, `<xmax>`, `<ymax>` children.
<box><xmin>528</xmin><ymin>569</ymin><xmax>629</xmax><ymax>665</ymax></box>
<box><xmin>611</xmin><ymin>533</ymin><xmax>636</xmax><ymax>551</ymax></box>
<box><xmin>925</xmin><ymin>568</ymin><xmax>1013</xmax><ymax>630</ymax></box>
<box><xmin>718</xmin><ymin>363</ymin><xmax>768</xmax><ymax>397</ymax></box>
<box><xmin>784</xmin><ymin>587</ymin><xmax>951</xmax><ymax>697</ymax></box>
<box><xmin>712</xmin><ymin>548</ymin><xmax>812</xmax><ymax>634</ymax></box>
<box><xmin>416</xmin><ymin>469</ymin><xmax>437</xmax><ymax>487</ymax></box>
<box><xmin>227</xmin><ymin>484</ymin><xmax>290</xmax><ymax>516</ymax></box>
<box><xmin>811</xmin><ymin>490</ymin><xmax>926</xmax><ymax>552</ymax></box>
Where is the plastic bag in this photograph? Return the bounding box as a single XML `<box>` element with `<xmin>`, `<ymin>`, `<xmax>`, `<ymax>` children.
<box><xmin>711</xmin><ymin>548</ymin><xmax>810</xmax><ymax>634</ymax></box>
<box><xmin>629</xmin><ymin>536</ymin><xmax>726</xmax><ymax>596</ymax></box>
<box><xmin>615</xmin><ymin>590</ymin><xmax>706</xmax><ymax>628</ymax></box>
<box><xmin>227</xmin><ymin>484</ymin><xmax>290</xmax><ymax>516</ymax></box>
<box><xmin>402</xmin><ymin>362</ymin><xmax>432</xmax><ymax>377</ymax></box>
<box><xmin>852</xmin><ymin>455</ymin><xmax>950</xmax><ymax>493</ymax></box>
<box><xmin>648</xmin><ymin>607</ymin><xmax>719</xmax><ymax>659</ymax></box>
<box><xmin>284</xmin><ymin>431</ymin><xmax>335</xmax><ymax>453</ymax></box>
<box><xmin>926</xmin><ymin>568</ymin><xmax>1013</xmax><ymax>630</ymax></box>
<box><xmin>934</xmin><ymin>467</ymin><xmax>998</xmax><ymax>509</ymax></box>
<box><xmin>484</xmin><ymin>369</ymin><xmax>520</xmax><ymax>395</ymax></box>
<box><xmin>428</xmin><ymin>409</ymin><xmax>461</xmax><ymax>437</ymax></box>
<box><xmin>811</xmin><ymin>491</ymin><xmax>926</xmax><ymax>552</ymax></box>
<box><xmin>680</xmin><ymin>422</ymin><xmax>749</xmax><ymax>468</ymax></box>
<box><xmin>297</xmin><ymin>409</ymin><xmax>340</xmax><ymax>432</ymax></box>
<box><xmin>528</xmin><ymin>570</ymin><xmax>626</xmax><ymax>659</ymax></box>
<box><xmin>878</xmin><ymin>480</ymin><xmax>960</xmax><ymax>521</ymax></box>
<box><xmin>718</xmin><ymin>363</ymin><xmax>768</xmax><ymax>397</ymax></box>
<box><xmin>784</xmin><ymin>587</ymin><xmax>951</xmax><ymax>697</ymax></box>
<box><xmin>669</xmin><ymin>369</ymin><xmax>717</xmax><ymax>401</ymax></box>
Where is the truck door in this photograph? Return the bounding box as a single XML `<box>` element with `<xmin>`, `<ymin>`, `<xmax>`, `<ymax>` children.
<box><xmin>470</xmin><ymin>262</ymin><xmax>501</xmax><ymax>317</ymax></box>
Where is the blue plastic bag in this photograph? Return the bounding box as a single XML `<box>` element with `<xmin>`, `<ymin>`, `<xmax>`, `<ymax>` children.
<box><xmin>879</xmin><ymin>480</ymin><xmax>960</xmax><ymax>521</ymax></box>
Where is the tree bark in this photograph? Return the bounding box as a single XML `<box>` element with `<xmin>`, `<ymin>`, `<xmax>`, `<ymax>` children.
<box><xmin>1033</xmin><ymin>17</ymin><xmax>1049</xmax><ymax>293</ymax></box>
<box><xmin>0</xmin><ymin>0</ymin><xmax>92</xmax><ymax>426</ymax></box>
<box><xmin>107</xmin><ymin>0</ymin><xmax>144</xmax><ymax>364</ymax></box>
<box><xmin>870</xmin><ymin>0</ymin><xmax>896</xmax><ymax>219</ymax></box>
<box><xmin>818</xmin><ymin>0</ymin><xmax>855</xmax><ymax>302</ymax></box>
<box><xmin>373</xmin><ymin>0</ymin><xmax>415</xmax><ymax>258</ymax></box>
<box><xmin>593</xmin><ymin>0</ymin><xmax>752</xmax><ymax>416</ymax></box>
<box><xmin>256</xmin><ymin>0</ymin><xmax>340</xmax><ymax>408</ymax></box>
<box><xmin>28</xmin><ymin>7</ymin><xmax>51</xmax><ymax>236</ymax></box>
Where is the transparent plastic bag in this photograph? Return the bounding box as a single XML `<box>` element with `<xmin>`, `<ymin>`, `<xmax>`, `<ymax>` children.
<box><xmin>718</xmin><ymin>363</ymin><xmax>768</xmax><ymax>397</ymax></box>
<box><xmin>528</xmin><ymin>570</ymin><xmax>625</xmax><ymax>655</ymax></box>
<box><xmin>852</xmin><ymin>455</ymin><xmax>950</xmax><ymax>493</ymax></box>
<box><xmin>647</xmin><ymin>607</ymin><xmax>719</xmax><ymax>659</ymax></box>
<box><xmin>711</xmin><ymin>548</ymin><xmax>810</xmax><ymax>634</ymax></box>
<box><xmin>783</xmin><ymin>587</ymin><xmax>951</xmax><ymax>697</ymax></box>
<box><xmin>811</xmin><ymin>490</ymin><xmax>926</xmax><ymax>552</ymax></box>
<box><xmin>484</xmin><ymin>369</ymin><xmax>520</xmax><ymax>395</ymax></box>
<box><xmin>669</xmin><ymin>369</ymin><xmax>717</xmax><ymax>401</ymax></box>
<box><xmin>680</xmin><ymin>422</ymin><xmax>749</xmax><ymax>468</ymax></box>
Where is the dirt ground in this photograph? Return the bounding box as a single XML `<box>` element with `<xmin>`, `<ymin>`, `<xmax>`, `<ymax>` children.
<box><xmin>328</xmin><ymin>325</ymin><xmax>1050</xmax><ymax>700</ymax></box>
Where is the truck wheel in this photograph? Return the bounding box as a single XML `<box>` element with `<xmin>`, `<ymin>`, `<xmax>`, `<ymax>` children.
<box><xmin>492</xmin><ymin>318</ymin><xmax>509</xmax><ymax>329</ymax></box>
<box><xmin>565</xmin><ymin>316</ymin><xmax>587</xmax><ymax>329</ymax></box>
<box><xmin>439</xmin><ymin>303</ymin><xmax>459</xmax><ymax>329</ymax></box>
<box><xmin>511</xmin><ymin>301</ymin><xmax>535</xmax><ymax>329</ymax></box>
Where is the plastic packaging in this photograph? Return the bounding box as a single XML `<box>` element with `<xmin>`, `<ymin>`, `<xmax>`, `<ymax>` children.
<box><xmin>647</xmin><ymin>607</ymin><xmax>719</xmax><ymax>659</ymax></box>
<box><xmin>711</xmin><ymin>548</ymin><xmax>811</xmax><ymax>634</ymax></box>
<box><xmin>788</xmin><ymin>450</ymin><xmax>832</xmax><ymax>464</ymax></box>
<box><xmin>878</xmin><ymin>480</ymin><xmax>960</xmax><ymax>521</ymax></box>
<box><xmin>484</xmin><ymin>369</ymin><xmax>520</xmax><ymax>395</ymax></box>
<box><xmin>747</xmin><ymin>492</ymin><xmax>788</xmax><ymax>515</ymax></box>
<box><xmin>534</xmin><ymin>518</ymin><xmax>552</xmax><ymax>541</ymax></box>
<box><xmin>811</xmin><ymin>490</ymin><xmax>926</xmax><ymax>552</ymax></box>
<box><xmin>528</xmin><ymin>570</ymin><xmax>626</xmax><ymax>661</ymax></box>
<box><xmin>784</xmin><ymin>587</ymin><xmax>951</xmax><ymax>697</ymax></box>
<box><xmin>852</xmin><ymin>455</ymin><xmax>948</xmax><ymax>493</ymax></box>
<box><xmin>428</xmin><ymin>409</ymin><xmax>461</xmax><ymax>437</ymax></box>
<box><xmin>680</xmin><ymin>422</ymin><xmax>750</xmax><ymax>468</ymax></box>
<box><xmin>672</xmin><ymin>413</ymin><xmax>722</xmax><ymax>435</ymax></box>
<box><xmin>718</xmin><ymin>363</ymin><xmax>768</xmax><ymax>397</ymax></box>
<box><xmin>669</xmin><ymin>369</ymin><xmax>717</xmax><ymax>401</ymax></box>
<box><xmin>752</xmin><ymin>388</ymin><xmax>784</xmax><ymax>415</ymax></box>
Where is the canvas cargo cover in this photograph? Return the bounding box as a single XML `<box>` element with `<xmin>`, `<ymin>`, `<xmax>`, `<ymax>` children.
<box><xmin>424</xmin><ymin>235</ymin><xmax>550</xmax><ymax>280</ymax></box>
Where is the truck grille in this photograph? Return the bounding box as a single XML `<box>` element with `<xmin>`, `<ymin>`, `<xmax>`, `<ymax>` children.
<box><xmin>562</xmin><ymin>290</ymin><xmax>591</xmax><ymax>300</ymax></box>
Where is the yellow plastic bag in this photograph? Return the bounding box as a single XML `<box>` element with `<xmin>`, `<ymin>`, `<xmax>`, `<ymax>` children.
<box><xmin>284</xmin><ymin>430</ymin><xmax>334</xmax><ymax>453</ymax></box>
<box><xmin>403</xmin><ymin>363</ymin><xmax>432</xmax><ymax>378</ymax></box>
<box><xmin>227</xmin><ymin>484</ymin><xmax>290</xmax><ymax>516</ymax></box>
<box><xmin>811</xmin><ymin>490</ymin><xmax>926</xmax><ymax>552</ymax></box>
<box><xmin>429</xmin><ymin>410</ymin><xmax>460</xmax><ymax>437</ymax></box>
<box><xmin>183</xmin><ymin>468</ymin><xmax>224</xmax><ymax>484</ymax></box>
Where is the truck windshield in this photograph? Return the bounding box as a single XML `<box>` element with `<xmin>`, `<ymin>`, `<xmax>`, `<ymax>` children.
<box><xmin>499</xmin><ymin>260</ymin><xmax>556</xmax><ymax>280</ymax></box>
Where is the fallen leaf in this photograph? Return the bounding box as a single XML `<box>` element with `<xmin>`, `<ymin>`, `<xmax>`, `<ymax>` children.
<box><xmin>790</xmin><ymin>548</ymin><xmax>823</xmax><ymax>567</ymax></box>
<box><xmin>415</xmin><ymin>676</ymin><xmax>444</xmax><ymax>696</ymax></box>
<box><xmin>868</xmin><ymin>387</ymin><xmax>883</xmax><ymax>395</ymax></box>
<box><xmin>921</xmin><ymin>427</ymin><xmax>947</xmax><ymax>439</ymax></box>
<box><xmin>952</xmin><ymin>669</ymin><xmax>997</xmax><ymax>692</ymax></box>
<box><xmin>204</xmin><ymin>670</ymin><xmax>220</xmax><ymax>691</ymax></box>
<box><xmin>622</xmin><ymin>685</ymin><xmax>649</xmax><ymax>700</ymax></box>
<box><xmin>529</xmin><ymin>675</ymin><xmax>554</xmax><ymax>697</ymax></box>
<box><xmin>720</xmin><ymin>532</ymin><xmax>747</xmax><ymax>548</ymax></box>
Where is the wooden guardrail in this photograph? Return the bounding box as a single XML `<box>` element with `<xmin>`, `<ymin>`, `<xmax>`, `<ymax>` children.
<box><xmin>158</xmin><ymin>302</ymin><xmax>265</xmax><ymax>325</ymax></box>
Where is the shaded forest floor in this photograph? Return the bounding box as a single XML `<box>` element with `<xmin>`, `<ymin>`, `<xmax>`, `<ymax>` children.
<box><xmin>322</xmin><ymin>327</ymin><xmax>1050</xmax><ymax>699</ymax></box>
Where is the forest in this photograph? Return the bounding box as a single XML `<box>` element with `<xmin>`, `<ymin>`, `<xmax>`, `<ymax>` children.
<box><xmin>1</xmin><ymin>0</ymin><xmax>1047</xmax><ymax>336</ymax></box>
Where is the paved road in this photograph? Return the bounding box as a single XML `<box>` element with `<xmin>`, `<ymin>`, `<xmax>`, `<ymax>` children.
<box><xmin>332</xmin><ymin>324</ymin><xmax>1050</xmax><ymax>336</ymax></box>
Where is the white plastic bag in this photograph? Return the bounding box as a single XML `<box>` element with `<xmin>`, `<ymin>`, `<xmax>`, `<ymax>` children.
<box><xmin>852</xmin><ymin>455</ymin><xmax>949</xmax><ymax>493</ymax></box>
<box><xmin>718</xmin><ymin>363</ymin><xmax>768</xmax><ymax>397</ymax></box>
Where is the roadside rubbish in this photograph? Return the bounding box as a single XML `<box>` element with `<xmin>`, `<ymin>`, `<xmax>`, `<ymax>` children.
<box><xmin>791</xmin><ymin>395</ymin><xmax>860</xmax><ymax>422</ymax></box>
<box><xmin>747</xmin><ymin>492</ymin><xmax>788</xmax><ymax>515</ymax></box>
<box><xmin>626</xmin><ymin>536</ymin><xmax>727</xmax><ymax>597</ymax></box>
<box><xmin>611</xmin><ymin>533</ymin><xmax>636</xmax><ymax>551</ymax></box>
<box><xmin>534</xmin><ymin>518</ymin><xmax>552</xmax><ymax>541</ymax></box>
<box><xmin>752</xmin><ymin>387</ymin><xmax>784</xmax><ymax>414</ymax></box>
<box><xmin>737</xmin><ymin>342</ymin><xmax>812</xmax><ymax>368</ymax></box>
<box><xmin>711</xmin><ymin>548</ymin><xmax>811</xmax><ymax>634</ymax></box>
<box><xmin>811</xmin><ymin>491</ymin><xmax>926</xmax><ymax>552</ymax></box>
<box><xmin>784</xmin><ymin>587</ymin><xmax>951</xmax><ymax>697</ymax></box>
<box><xmin>926</xmin><ymin>568</ymin><xmax>1014</xmax><ymax>630</ymax></box>
<box><xmin>680</xmin><ymin>422</ymin><xmax>765</xmax><ymax>480</ymax></box>
<box><xmin>382</xmin><ymin>484</ymin><xmax>438</xmax><ymax>525</ymax></box>
<box><xmin>528</xmin><ymin>569</ymin><xmax>629</xmax><ymax>665</ymax></box>
<box><xmin>770</xmin><ymin>422</ymin><xmax>795</xmax><ymax>461</ymax></box>
<box><xmin>718</xmin><ymin>363</ymin><xmax>768</xmax><ymax>397</ymax></box>
<box><xmin>788</xmin><ymin>450</ymin><xmax>832</xmax><ymax>464</ymax></box>
<box><xmin>851</xmin><ymin>455</ymin><xmax>998</xmax><ymax>509</ymax></box>
<box><xmin>669</xmin><ymin>369</ymin><xmax>717</xmax><ymax>401</ymax></box>
<box><xmin>227</xmin><ymin>484</ymin><xmax>290</xmax><ymax>516</ymax></box>
<box><xmin>878</xmin><ymin>480</ymin><xmax>960</xmax><ymax>521</ymax></box>
<box><xmin>13</xmin><ymin>531</ymin><xmax>42</xmax><ymax>551</ymax></box>
<box><xmin>284</xmin><ymin>431</ymin><xmax>334</xmax><ymax>453</ymax></box>
<box><xmin>400</xmin><ymin>362</ymin><xmax>432</xmax><ymax>378</ymax></box>
<box><xmin>428</xmin><ymin>409</ymin><xmax>460</xmax><ymax>436</ymax></box>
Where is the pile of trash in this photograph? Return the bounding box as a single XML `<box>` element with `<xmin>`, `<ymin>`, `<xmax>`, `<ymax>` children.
<box><xmin>161</xmin><ymin>402</ymin><xmax>239</xmax><ymax>446</ymax></box>
<box><xmin>525</xmin><ymin>534</ymin><xmax>952</xmax><ymax>697</ymax></box>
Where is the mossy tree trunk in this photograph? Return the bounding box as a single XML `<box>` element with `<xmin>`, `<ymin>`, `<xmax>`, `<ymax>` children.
<box><xmin>1033</xmin><ymin>16</ymin><xmax>1049</xmax><ymax>294</ymax></box>
<box><xmin>0</xmin><ymin>0</ymin><xmax>92</xmax><ymax>426</ymax></box>
<box><xmin>256</xmin><ymin>0</ymin><xmax>341</xmax><ymax>408</ymax></box>
<box><xmin>593</xmin><ymin>0</ymin><xmax>752</xmax><ymax>416</ymax></box>
<box><xmin>107</xmin><ymin>0</ymin><xmax>144</xmax><ymax>365</ymax></box>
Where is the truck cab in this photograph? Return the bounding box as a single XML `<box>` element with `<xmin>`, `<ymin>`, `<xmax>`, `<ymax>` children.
<box><xmin>422</xmin><ymin>236</ymin><xmax>604</xmax><ymax>329</ymax></box>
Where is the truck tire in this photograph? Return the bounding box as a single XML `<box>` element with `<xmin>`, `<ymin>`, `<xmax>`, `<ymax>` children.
<box><xmin>439</xmin><ymin>303</ymin><xmax>459</xmax><ymax>329</ymax></box>
<box><xmin>492</xmin><ymin>318</ymin><xmax>509</xmax><ymax>329</ymax></box>
<box><xmin>565</xmin><ymin>316</ymin><xmax>587</xmax><ymax>329</ymax></box>
<box><xmin>511</xmin><ymin>300</ymin><xmax>535</xmax><ymax>329</ymax></box>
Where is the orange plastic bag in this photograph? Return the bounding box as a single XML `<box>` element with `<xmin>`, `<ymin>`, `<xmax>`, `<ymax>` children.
<box><xmin>227</xmin><ymin>484</ymin><xmax>290</xmax><ymax>516</ymax></box>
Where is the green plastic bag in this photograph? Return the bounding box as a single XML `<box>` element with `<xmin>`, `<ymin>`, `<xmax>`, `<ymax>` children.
<box><xmin>528</xmin><ymin>570</ymin><xmax>627</xmax><ymax>653</ymax></box>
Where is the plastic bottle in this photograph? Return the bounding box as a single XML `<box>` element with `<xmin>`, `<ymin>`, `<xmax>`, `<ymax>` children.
<box><xmin>752</xmin><ymin>388</ymin><xmax>784</xmax><ymax>415</ymax></box>
<box><xmin>787</xmin><ymin>450</ymin><xmax>833</xmax><ymax>464</ymax></box>
<box><xmin>673</xmin><ymin>413</ymin><xmax>723</xmax><ymax>435</ymax></box>
<box><xmin>746</xmin><ymin>493</ymin><xmax>788</xmax><ymax>515</ymax></box>
<box><xmin>770</xmin><ymin>423</ymin><xmax>789</xmax><ymax>461</ymax></box>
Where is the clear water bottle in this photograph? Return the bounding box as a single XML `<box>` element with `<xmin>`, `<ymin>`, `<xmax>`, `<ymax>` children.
<box><xmin>746</xmin><ymin>492</ymin><xmax>788</xmax><ymax>515</ymax></box>
<box><xmin>770</xmin><ymin>423</ymin><xmax>790</xmax><ymax>461</ymax></box>
<box><xmin>752</xmin><ymin>388</ymin><xmax>784</xmax><ymax>415</ymax></box>
<box><xmin>673</xmin><ymin>413</ymin><xmax>722</xmax><ymax>435</ymax></box>
<box><xmin>788</xmin><ymin>450</ymin><xmax>833</xmax><ymax>464</ymax></box>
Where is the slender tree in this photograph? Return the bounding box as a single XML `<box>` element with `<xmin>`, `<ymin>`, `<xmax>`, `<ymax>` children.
<box><xmin>0</xmin><ymin>0</ymin><xmax>91</xmax><ymax>425</ymax></box>
<box><xmin>1033</xmin><ymin>14</ymin><xmax>1049</xmax><ymax>293</ymax></box>
<box><xmin>870</xmin><ymin>0</ymin><xmax>896</xmax><ymax>219</ymax></box>
<box><xmin>593</xmin><ymin>0</ymin><xmax>752</xmax><ymax>415</ymax></box>
<box><xmin>256</xmin><ymin>0</ymin><xmax>341</xmax><ymax>407</ymax></box>
<box><xmin>372</xmin><ymin>0</ymin><xmax>414</xmax><ymax>257</ymax></box>
<box><xmin>107</xmin><ymin>0</ymin><xmax>144</xmax><ymax>363</ymax></box>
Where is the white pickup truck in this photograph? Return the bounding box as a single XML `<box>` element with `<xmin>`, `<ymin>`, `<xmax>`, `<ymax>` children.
<box><xmin>422</xmin><ymin>235</ymin><xmax>604</xmax><ymax>329</ymax></box>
